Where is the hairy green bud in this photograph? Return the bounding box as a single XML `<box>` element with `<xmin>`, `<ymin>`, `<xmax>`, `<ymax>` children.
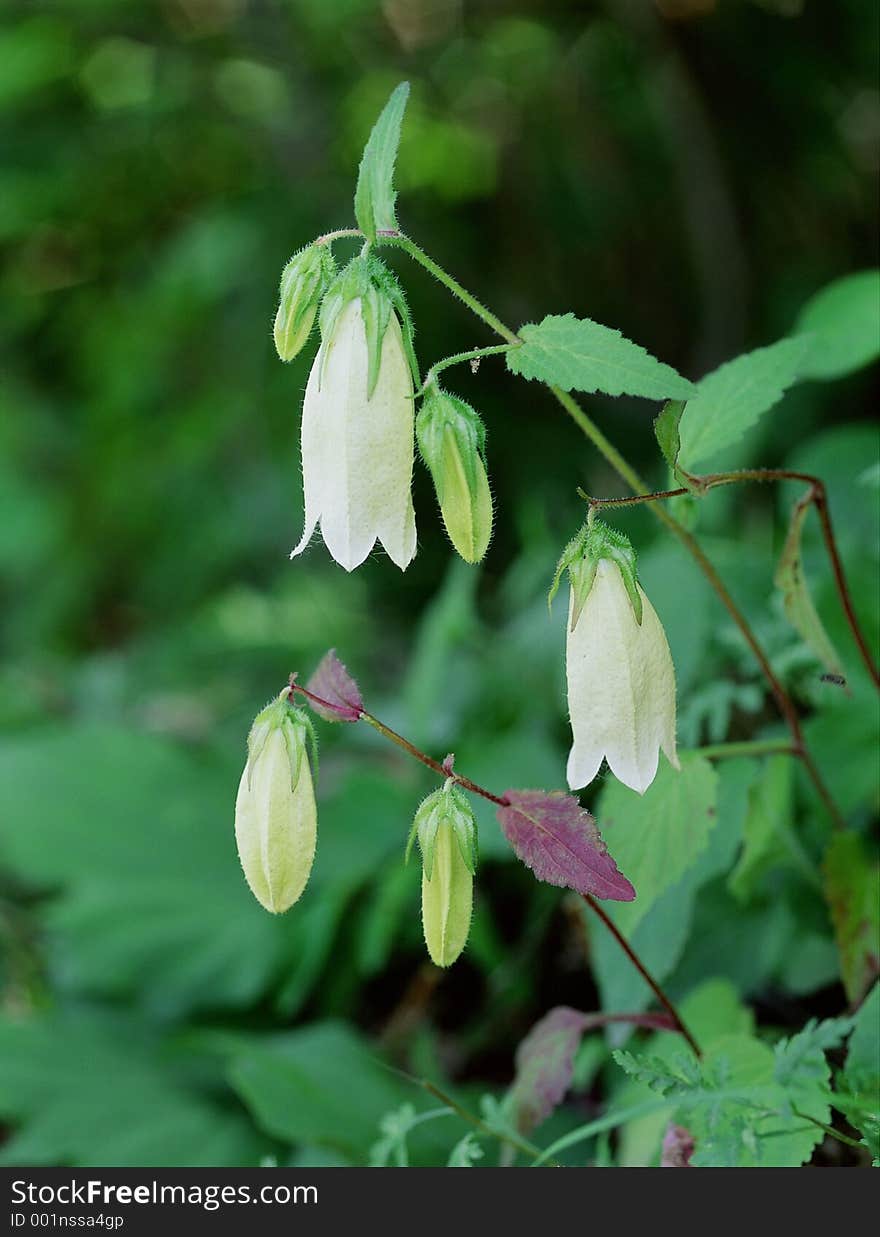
<box><xmin>273</xmin><ymin>243</ymin><xmax>335</xmax><ymax>362</ymax></box>
<box><xmin>234</xmin><ymin>691</ymin><xmax>318</xmax><ymax>913</ymax></box>
<box><xmin>417</xmin><ymin>388</ymin><xmax>493</xmax><ymax>564</ymax></box>
<box><xmin>408</xmin><ymin>781</ymin><xmax>477</xmax><ymax>968</ymax></box>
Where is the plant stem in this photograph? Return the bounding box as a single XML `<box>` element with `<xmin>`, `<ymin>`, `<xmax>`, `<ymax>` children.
<box><xmin>582</xmin><ymin>895</ymin><xmax>702</xmax><ymax>1058</ymax></box>
<box><xmin>420</xmin><ymin>343</ymin><xmax>515</xmax><ymax>393</ymax></box>
<box><xmin>790</xmin><ymin>1107</ymin><xmax>865</xmax><ymax>1151</ymax></box>
<box><xmin>360</xmin><ymin>712</ymin><xmax>510</xmax><ymax>807</ymax></box>
<box><xmin>295</xmin><ymin>677</ymin><xmax>700</xmax><ymax>1058</ymax></box>
<box><xmin>384</xmin><ymin>234</ymin><xmax>521</xmax><ymax>344</ymax></box>
<box><xmin>695</xmin><ymin>738</ymin><xmax>795</xmax><ymax>761</ymax></box>
<box><xmin>419</xmin><ymin>1079</ymin><xmax>553</xmax><ymax>1164</ymax></box>
<box><xmin>388</xmin><ymin>234</ymin><xmax>845</xmax><ymax>827</ymax></box>
<box><xmin>702</xmin><ymin>469</ymin><xmax>880</xmax><ymax>690</ymax></box>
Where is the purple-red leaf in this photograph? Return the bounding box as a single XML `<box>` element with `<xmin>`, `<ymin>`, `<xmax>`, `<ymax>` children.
<box><xmin>510</xmin><ymin>1006</ymin><xmax>675</xmax><ymax>1134</ymax></box>
<box><xmin>511</xmin><ymin>1007</ymin><xmax>591</xmax><ymax>1134</ymax></box>
<box><xmin>661</xmin><ymin>1123</ymin><xmax>695</xmax><ymax>1167</ymax></box>
<box><xmin>305</xmin><ymin>650</ymin><xmax>364</xmax><ymax>722</ymax></box>
<box><xmin>497</xmin><ymin>789</ymin><xmax>635</xmax><ymax>902</ymax></box>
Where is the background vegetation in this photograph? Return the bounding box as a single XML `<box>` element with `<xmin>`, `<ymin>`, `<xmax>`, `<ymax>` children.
<box><xmin>1</xmin><ymin>0</ymin><xmax>877</xmax><ymax>1166</ymax></box>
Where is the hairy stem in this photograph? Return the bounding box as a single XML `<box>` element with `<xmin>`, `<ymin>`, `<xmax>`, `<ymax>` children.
<box><xmin>293</xmin><ymin>678</ymin><xmax>699</xmax><ymax>1056</ymax></box>
<box><xmin>420</xmin><ymin>343</ymin><xmax>516</xmax><ymax>394</ymax></box>
<box><xmin>387</xmin><ymin>233</ymin><xmax>845</xmax><ymax>826</ymax></box>
<box><xmin>360</xmin><ymin>713</ymin><xmax>509</xmax><ymax>807</ymax></box>
<box><xmin>695</xmin><ymin>738</ymin><xmax>795</xmax><ymax>761</ymax></box>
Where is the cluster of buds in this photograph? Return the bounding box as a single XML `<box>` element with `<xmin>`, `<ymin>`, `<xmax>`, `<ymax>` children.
<box><xmin>552</xmin><ymin>519</ymin><xmax>679</xmax><ymax>795</ymax></box>
<box><xmin>234</xmin><ymin>691</ymin><xmax>318</xmax><ymax>914</ymax></box>
<box><xmin>407</xmin><ymin>779</ymin><xmax>478</xmax><ymax>967</ymax></box>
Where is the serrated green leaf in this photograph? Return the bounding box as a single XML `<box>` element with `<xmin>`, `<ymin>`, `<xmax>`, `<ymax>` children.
<box><xmin>677</xmin><ymin>336</ymin><xmax>808</xmax><ymax>469</ymax></box>
<box><xmin>774</xmin><ymin>1017</ymin><xmax>854</xmax><ymax>1090</ymax></box>
<box><xmin>596</xmin><ymin>754</ymin><xmax>718</xmax><ymax>936</ymax></box>
<box><xmin>774</xmin><ymin>497</ymin><xmax>845</xmax><ymax>679</ymax></box>
<box><xmin>794</xmin><ymin>269</ymin><xmax>880</xmax><ymax>380</ymax></box>
<box><xmin>823</xmin><ymin>832</ymin><xmax>880</xmax><ymax>1006</ymax></box>
<box><xmin>354</xmin><ymin>81</ymin><xmax>409</xmax><ymax>244</ymax></box>
<box><xmin>507</xmin><ymin>313</ymin><xmax>695</xmax><ymax>401</ymax></box>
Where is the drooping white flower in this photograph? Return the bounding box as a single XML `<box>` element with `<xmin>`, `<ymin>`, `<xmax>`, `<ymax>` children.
<box><xmin>564</xmin><ymin>550</ymin><xmax>679</xmax><ymax>796</ymax></box>
<box><xmin>235</xmin><ymin>694</ymin><xmax>318</xmax><ymax>913</ymax></box>
<box><xmin>291</xmin><ymin>295</ymin><xmax>416</xmax><ymax>572</ymax></box>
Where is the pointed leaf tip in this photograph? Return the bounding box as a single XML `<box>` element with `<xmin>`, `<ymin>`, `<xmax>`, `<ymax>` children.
<box><xmin>497</xmin><ymin>789</ymin><xmax>635</xmax><ymax>901</ymax></box>
<box><xmin>305</xmin><ymin>650</ymin><xmax>364</xmax><ymax>722</ymax></box>
<box><xmin>354</xmin><ymin>81</ymin><xmax>410</xmax><ymax>244</ymax></box>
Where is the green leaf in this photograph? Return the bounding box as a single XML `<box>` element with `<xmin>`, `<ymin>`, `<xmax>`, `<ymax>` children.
<box><xmin>728</xmin><ymin>755</ymin><xmax>819</xmax><ymax>902</ymax></box>
<box><xmin>229</xmin><ymin>1022</ymin><xmax>424</xmax><ymax>1163</ymax></box>
<box><xmin>354</xmin><ymin>81</ymin><xmax>410</xmax><ymax>244</ymax></box>
<box><xmin>793</xmin><ymin>269</ymin><xmax>880</xmax><ymax>380</ymax></box>
<box><xmin>846</xmin><ymin>982</ymin><xmax>880</xmax><ymax>1093</ymax></box>
<box><xmin>0</xmin><ymin>726</ymin><xmax>288</xmax><ymax>1016</ymax></box>
<box><xmin>823</xmin><ymin>832</ymin><xmax>880</xmax><ymax>1006</ymax></box>
<box><xmin>774</xmin><ymin>496</ymin><xmax>846</xmax><ymax>680</ymax></box>
<box><xmin>0</xmin><ymin>1010</ymin><xmax>266</xmax><ymax>1167</ymax></box>
<box><xmin>677</xmin><ymin>336</ymin><xmax>808</xmax><ymax>469</ymax></box>
<box><xmin>773</xmin><ymin>1017</ymin><xmax>854</xmax><ymax>1089</ymax></box>
<box><xmin>614</xmin><ymin>1031</ymin><xmax>831</xmax><ymax>1167</ymax></box>
<box><xmin>596</xmin><ymin>754</ymin><xmax>718</xmax><ymax>936</ymax></box>
<box><xmin>507</xmin><ymin>313</ymin><xmax>695</xmax><ymax>401</ymax></box>
<box><xmin>594</xmin><ymin>759</ymin><xmax>750</xmax><ymax>1027</ymax></box>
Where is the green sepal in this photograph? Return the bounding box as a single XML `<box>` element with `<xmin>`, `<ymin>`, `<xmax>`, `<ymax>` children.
<box><xmin>548</xmin><ymin>526</ymin><xmax>588</xmax><ymax>614</ymax></box>
<box><xmin>318</xmin><ymin>255</ymin><xmax>412</xmax><ymax>398</ymax></box>
<box><xmin>445</xmin><ymin>783</ymin><xmax>478</xmax><ymax>875</ymax></box>
<box><xmin>371</xmin><ymin>258</ymin><xmax>419</xmax><ymax>387</ymax></box>
<box><xmin>407</xmin><ymin>782</ymin><xmax>478</xmax><ymax>878</ymax></box>
<box><xmin>551</xmin><ymin>519</ymin><xmax>643</xmax><ymax>629</ymax></box>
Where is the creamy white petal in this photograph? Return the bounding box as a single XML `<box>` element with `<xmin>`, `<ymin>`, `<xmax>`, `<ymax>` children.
<box><xmin>234</xmin><ymin>726</ymin><xmax>317</xmax><ymax>913</ymax></box>
<box><xmin>566</xmin><ymin>559</ymin><xmax>678</xmax><ymax>795</ymax></box>
<box><xmin>290</xmin><ymin>298</ymin><xmax>416</xmax><ymax>572</ymax></box>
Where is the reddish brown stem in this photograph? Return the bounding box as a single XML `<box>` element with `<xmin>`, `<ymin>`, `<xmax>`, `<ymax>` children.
<box><xmin>294</xmin><ymin>671</ymin><xmax>700</xmax><ymax>1057</ymax></box>
<box><xmin>582</xmin><ymin>894</ymin><xmax>702</xmax><ymax>1058</ymax></box>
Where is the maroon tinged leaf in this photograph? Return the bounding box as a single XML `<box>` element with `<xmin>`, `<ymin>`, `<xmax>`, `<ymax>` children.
<box><xmin>497</xmin><ymin>789</ymin><xmax>635</xmax><ymax>901</ymax></box>
<box><xmin>306</xmin><ymin>650</ymin><xmax>364</xmax><ymax>722</ymax></box>
<box><xmin>511</xmin><ymin>1007</ymin><xmax>676</xmax><ymax>1134</ymax></box>
<box><xmin>661</xmin><ymin>1123</ymin><xmax>695</xmax><ymax>1167</ymax></box>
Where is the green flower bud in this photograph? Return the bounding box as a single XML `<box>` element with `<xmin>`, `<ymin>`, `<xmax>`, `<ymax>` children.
<box><xmin>235</xmin><ymin>691</ymin><xmax>318</xmax><ymax>913</ymax></box>
<box><xmin>408</xmin><ymin>781</ymin><xmax>477</xmax><ymax>968</ymax></box>
<box><xmin>273</xmin><ymin>243</ymin><xmax>335</xmax><ymax>362</ymax></box>
<box><xmin>417</xmin><ymin>388</ymin><xmax>493</xmax><ymax>564</ymax></box>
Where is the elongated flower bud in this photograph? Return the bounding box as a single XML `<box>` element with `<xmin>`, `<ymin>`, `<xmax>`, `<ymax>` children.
<box><xmin>417</xmin><ymin>388</ymin><xmax>493</xmax><ymax>564</ymax></box>
<box><xmin>555</xmin><ymin>521</ymin><xmax>679</xmax><ymax>795</ymax></box>
<box><xmin>273</xmin><ymin>244</ymin><xmax>335</xmax><ymax>362</ymax></box>
<box><xmin>291</xmin><ymin>257</ymin><xmax>418</xmax><ymax>571</ymax></box>
<box><xmin>235</xmin><ymin>692</ymin><xmax>318</xmax><ymax>913</ymax></box>
<box><xmin>409</xmin><ymin>782</ymin><xmax>477</xmax><ymax>967</ymax></box>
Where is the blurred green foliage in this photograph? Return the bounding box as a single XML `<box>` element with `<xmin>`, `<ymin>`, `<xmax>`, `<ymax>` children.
<box><xmin>1</xmin><ymin>0</ymin><xmax>878</xmax><ymax>1166</ymax></box>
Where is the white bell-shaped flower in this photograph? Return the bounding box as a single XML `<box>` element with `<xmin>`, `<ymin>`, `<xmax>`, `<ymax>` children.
<box><xmin>235</xmin><ymin>697</ymin><xmax>318</xmax><ymax>913</ymax></box>
<box><xmin>291</xmin><ymin>296</ymin><xmax>416</xmax><ymax>572</ymax></box>
<box><xmin>566</xmin><ymin>557</ymin><xmax>679</xmax><ymax>795</ymax></box>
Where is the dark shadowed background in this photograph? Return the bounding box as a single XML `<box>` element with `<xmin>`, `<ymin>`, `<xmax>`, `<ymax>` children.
<box><xmin>1</xmin><ymin>0</ymin><xmax>877</xmax><ymax>1168</ymax></box>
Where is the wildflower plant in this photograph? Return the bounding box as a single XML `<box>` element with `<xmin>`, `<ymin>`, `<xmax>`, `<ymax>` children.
<box><xmin>230</xmin><ymin>82</ymin><xmax>878</xmax><ymax>1166</ymax></box>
